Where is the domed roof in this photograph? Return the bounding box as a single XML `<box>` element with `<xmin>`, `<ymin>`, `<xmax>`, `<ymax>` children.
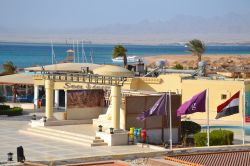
<box><xmin>93</xmin><ymin>65</ymin><xmax>134</xmax><ymax>77</ymax></box>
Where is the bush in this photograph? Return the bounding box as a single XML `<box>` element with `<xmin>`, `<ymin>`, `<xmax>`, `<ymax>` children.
<box><xmin>172</xmin><ymin>64</ymin><xmax>184</xmax><ymax>70</ymax></box>
<box><xmin>193</xmin><ymin>132</ymin><xmax>207</xmax><ymax>146</ymax></box>
<box><xmin>0</xmin><ymin>105</ymin><xmax>10</xmax><ymax>111</ymax></box>
<box><xmin>194</xmin><ymin>129</ymin><xmax>234</xmax><ymax>147</ymax></box>
<box><xmin>0</xmin><ymin>107</ymin><xmax>23</xmax><ymax>116</ymax></box>
<box><xmin>0</xmin><ymin>95</ymin><xmax>6</xmax><ymax>103</ymax></box>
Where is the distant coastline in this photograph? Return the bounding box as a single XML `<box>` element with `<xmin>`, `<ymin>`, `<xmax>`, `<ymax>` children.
<box><xmin>1</xmin><ymin>41</ymin><xmax>250</xmax><ymax>47</ymax></box>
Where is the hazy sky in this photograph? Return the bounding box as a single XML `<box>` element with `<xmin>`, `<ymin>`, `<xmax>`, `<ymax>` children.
<box><xmin>0</xmin><ymin>0</ymin><xmax>250</xmax><ymax>43</ymax></box>
<box><xmin>0</xmin><ymin>0</ymin><xmax>249</xmax><ymax>29</ymax></box>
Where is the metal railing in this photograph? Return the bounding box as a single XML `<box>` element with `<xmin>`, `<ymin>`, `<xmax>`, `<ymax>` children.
<box><xmin>37</xmin><ymin>72</ymin><xmax>127</xmax><ymax>86</ymax></box>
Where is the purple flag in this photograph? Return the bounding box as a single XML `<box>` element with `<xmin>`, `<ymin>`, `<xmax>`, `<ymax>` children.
<box><xmin>177</xmin><ymin>90</ymin><xmax>206</xmax><ymax>116</ymax></box>
<box><xmin>137</xmin><ymin>94</ymin><xmax>167</xmax><ymax>121</ymax></box>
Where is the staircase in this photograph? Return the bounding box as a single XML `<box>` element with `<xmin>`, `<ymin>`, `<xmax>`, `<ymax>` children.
<box><xmin>19</xmin><ymin>127</ymin><xmax>107</xmax><ymax>147</ymax></box>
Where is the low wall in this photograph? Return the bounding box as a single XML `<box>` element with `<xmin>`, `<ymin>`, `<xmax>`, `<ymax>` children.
<box><xmin>147</xmin><ymin>128</ymin><xmax>179</xmax><ymax>144</ymax></box>
<box><xmin>4</xmin><ymin>102</ymin><xmax>34</xmax><ymax>110</ymax></box>
<box><xmin>66</xmin><ymin>107</ymin><xmax>103</xmax><ymax>120</ymax></box>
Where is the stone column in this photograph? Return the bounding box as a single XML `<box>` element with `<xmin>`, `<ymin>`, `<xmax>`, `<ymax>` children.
<box><xmin>34</xmin><ymin>85</ymin><xmax>39</xmax><ymax>109</ymax></box>
<box><xmin>111</xmin><ymin>86</ymin><xmax>121</xmax><ymax>129</ymax></box>
<box><xmin>54</xmin><ymin>89</ymin><xmax>59</xmax><ymax>109</ymax></box>
<box><xmin>45</xmin><ymin>80</ymin><xmax>54</xmax><ymax>120</ymax></box>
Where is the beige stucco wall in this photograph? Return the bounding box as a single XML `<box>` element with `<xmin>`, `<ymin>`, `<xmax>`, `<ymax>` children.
<box><xmin>181</xmin><ymin>79</ymin><xmax>245</xmax><ymax>125</ymax></box>
<box><xmin>33</xmin><ymin>73</ymin><xmax>249</xmax><ymax>125</ymax></box>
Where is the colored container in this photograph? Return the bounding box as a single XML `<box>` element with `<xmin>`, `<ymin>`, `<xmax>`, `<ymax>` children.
<box><xmin>141</xmin><ymin>129</ymin><xmax>147</xmax><ymax>139</ymax></box>
<box><xmin>129</xmin><ymin>127</ymin><xmax>134</xmax><ymax>135</ymax></box>
<box><xmin>134</xmin><ymin>128</ymin><xmax>138</xmax><ymax>135</ymax></box>
<box><xmin>137</xmin><ymin>128</ymin><xmax>142</xmax><ymax>136</ymax></box>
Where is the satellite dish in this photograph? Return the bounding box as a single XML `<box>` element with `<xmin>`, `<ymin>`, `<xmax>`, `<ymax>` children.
<box><xmin>155</xmin><ymin>60</ymin><xmax>166</xmax><ymax>68</ymax></box>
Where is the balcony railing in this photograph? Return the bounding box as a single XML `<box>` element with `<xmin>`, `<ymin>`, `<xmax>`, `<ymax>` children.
<box><xmin>34</xmin><ymin>72</ymin><xmax>127</xmax><ymax>86</ymax></box>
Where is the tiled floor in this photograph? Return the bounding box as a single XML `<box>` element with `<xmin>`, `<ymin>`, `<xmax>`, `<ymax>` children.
<box><xmin>0</xmin><ymin>113</ymin><xmax>161</xmax><ymax>163</ymax></box>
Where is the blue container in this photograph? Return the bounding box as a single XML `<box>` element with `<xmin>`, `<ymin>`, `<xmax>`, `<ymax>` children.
<box><xmin>133</xmin><ymin>128</ymin><xmax>138</xmax><ymax>135</ymax></box>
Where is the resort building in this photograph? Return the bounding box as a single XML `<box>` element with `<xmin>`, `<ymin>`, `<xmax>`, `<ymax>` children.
<box><xmin>0</xmin><ymin>62</ymin><xmax>249</xmax><ymax>145</ymax></box>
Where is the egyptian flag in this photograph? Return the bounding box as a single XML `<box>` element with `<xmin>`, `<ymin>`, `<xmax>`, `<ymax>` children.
<box><xmin>216</xmin><ymin>91</ymin><xmax>240</xmax><ymax>119</ymax></box>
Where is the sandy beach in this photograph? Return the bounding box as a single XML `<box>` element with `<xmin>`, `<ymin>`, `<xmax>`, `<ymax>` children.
<box><xmin>144</xmin><ymin>54</ymin><xmax>250</xmax><ymax>68</ymax></box>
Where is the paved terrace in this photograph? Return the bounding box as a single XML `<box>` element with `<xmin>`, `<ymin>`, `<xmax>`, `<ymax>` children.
<box><xmin>0</xmin><ymin>111</ymin><xmax>165</xmax><ymax>164</ymax></box>
<box><xmin>1</xmin><ymin>110</ymin><xmax>250</xmax><ymax>165</ymax></box>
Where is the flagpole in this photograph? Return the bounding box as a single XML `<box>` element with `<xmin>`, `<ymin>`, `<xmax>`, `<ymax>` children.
<box><xmin>168</xmin><ymin>90</ymin><xmax>173</xmax><ymax>150</ymax></box>
<box><xmin>242</xmin><ymin>88</ymin><xmax>245</xmax><ymax>144</ymax></box>
<box><xmin>206</xmin><ymin>88</ymin><xmax>210</xmax><ymax>147</ymax></box>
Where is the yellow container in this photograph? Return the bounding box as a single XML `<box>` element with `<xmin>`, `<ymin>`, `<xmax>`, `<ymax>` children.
<box><xmin>129</xmin><ymin>127</ymin><xmax>134</xmax><ymax>135</ymax></box>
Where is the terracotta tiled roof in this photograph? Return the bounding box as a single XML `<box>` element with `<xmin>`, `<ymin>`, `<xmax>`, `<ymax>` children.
<box><xmin>166</xmin><ymin>151</ymin><xmax>250</xmax><ymax>166</ymax></box>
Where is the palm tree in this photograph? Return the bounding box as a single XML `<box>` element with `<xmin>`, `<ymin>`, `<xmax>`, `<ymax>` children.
<box><xmin>112</xmin><ymin>45</ymin><xmax>127</xmax><ymax>67</ymax></box>
<box><xmin>2</xmin><ymin>61</ymin><xmax>17</xmax><ymax>75</ymax></box>
<box><xmin>186</xmin><ymin>39</ymin><xmax>205</xmax><ymax>62</ymax></box>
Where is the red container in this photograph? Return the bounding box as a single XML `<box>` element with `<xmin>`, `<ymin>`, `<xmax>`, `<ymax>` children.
<box><xmin>141</xmin><ymin>129</ymin><xmax>147</xmax><ymax>139</ymax></box>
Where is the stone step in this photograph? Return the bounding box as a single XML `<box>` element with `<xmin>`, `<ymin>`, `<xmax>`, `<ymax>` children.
<box><xmin>19</xmin><ymin>127</ymin><xmax>108</xmax><ymax>147</ymax></box>
<box><xmin>93</xmin><ymin>139</ymin><xmax>104</xmax><ymax>143</ymax></box>
<box><xmin>19</xmin><ymin>130</ymin><xmax>91</xmax><ymax>147</ymax></box>
<box><xmin>25</xmin><ymin>128</ymin><xmax>94</xmax><ymax>143</ymax></box>
<box><xmin>91</xmin><ymin>142</ymin><xmax>108</xmax><ymax>146</ymax></box>
<box><xmin>30</xmin><ymin>126</ymin><xmax>95</xmax><ymax>140</ymax></box>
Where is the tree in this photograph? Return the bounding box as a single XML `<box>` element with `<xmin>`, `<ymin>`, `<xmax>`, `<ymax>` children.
<box><xmin>186</xmin><ymin>39</ymin><xmax>205</xmax><ymax>62</ymax></box>
<box><xmin>112</xmin><ymin>45</ymin><xmax>127</xmax><ymax>67</ymax></box>
<box><xmin>2</xmin><ymin>61</ymin><xmax>17</xmax><ymax>75</ymax></box>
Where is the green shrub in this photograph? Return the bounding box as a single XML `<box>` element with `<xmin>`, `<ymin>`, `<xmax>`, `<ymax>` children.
<box><xmin>0</xmin><ymin>95</ymin><xmax>6</xmax><ymax>103</ymax></box>
<box><xmin>0</xmin><ymin>105</ymin><xmax>10</xmax><ymax>111</ymax></box>
<box><xmin>0</xmin><ymin>107</ymin><xmax>23</xmax><ymax>116</ymax></box>
<box><xmin>194</xmin><ymin>129</ymin><xmax>234</xmax><ymax>147</ymax></box>
<box><xmin>172</xmin><ymin>64</ymin><xmax>184</xmax><ymax>70</ymax></box>
<box><xmin>193</xmin><ymin>132</ymin><xmax>207</xmax><ymax>146</ymax></box>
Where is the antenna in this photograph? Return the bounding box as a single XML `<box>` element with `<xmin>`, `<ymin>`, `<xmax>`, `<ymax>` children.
<box><xmin>81</xmin><ymin>40</ymin><xmax>87</xmax><ymax>63</ymax></box>
<box><xmin>77</xmin><ymin>40</ymin><xmax>79</xmax><ymax>63</ymax></box>
<box><xmin>72</xmin><ymin>40</ymin><xmax>75</xmax><ymax>63</ymax></box>
<box><xmin>90</xmin><ymin>49</ymin><xmax>94</xmax><ymax>63</ymax></box>
<box><xmin>51</xmin><ymin>40</ymin><xmax>56</xmax><ymax>64</ymax></box>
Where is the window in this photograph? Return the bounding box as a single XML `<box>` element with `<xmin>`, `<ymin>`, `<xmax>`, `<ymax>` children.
<box><xmin>221</xmin><ymin>94</ymin><xmax>227</xmax><ymax>100</ymax></box>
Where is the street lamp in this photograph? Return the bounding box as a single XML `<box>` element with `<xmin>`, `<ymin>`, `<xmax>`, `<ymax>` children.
<box><xmin>109</xmin><ymin>128</ymin><xmax>114</xmax><ymax>134</ymax></box>
<box><xmin>7</xmin><ymin>152</ymin><xmax>13</xmax><ymax>161</ymax></box>
<box><xmin>43</xmin><ymin>116</ymin><xmax>47</xmax><ymax>123</ymax></box>
<box><xmin>98</xmin><ymin>125</ymin><xmax>103</xmax><ymax>132</ymax></box>
<box><xmin>32</xmin><ymin>114</ymin><xmax>36</xmax><ymax>120</ymax></box>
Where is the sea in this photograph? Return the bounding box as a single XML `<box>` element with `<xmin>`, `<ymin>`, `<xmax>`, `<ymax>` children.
<box><xmin>0</xmin><ymin>42</ymin><xmax>250</xmax><ymax>70</ymax></box>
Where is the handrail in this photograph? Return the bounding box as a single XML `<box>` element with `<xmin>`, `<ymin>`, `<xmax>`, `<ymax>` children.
<box><xmin>39</xmin><ymin>72</ymin><xmax>127</xmax><ymax>86</ymax></box>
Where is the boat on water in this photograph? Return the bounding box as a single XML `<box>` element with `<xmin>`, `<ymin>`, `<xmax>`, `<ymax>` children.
<box><xmin>112</xmin><ymin>56</ymin><xmax>143</xmax><ymax>64</ymax></box>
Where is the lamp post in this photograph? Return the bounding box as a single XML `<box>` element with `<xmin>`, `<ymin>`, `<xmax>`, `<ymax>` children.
<box><xmin>98</xmin><ymin>125</ymin><xmax>103</xmax><ymax>132</ymax></box>
<box><xmin>7</xmin><ymin>152</ymin><xmax>13</xmax><ymax>161</ymax></box>
<box><xmin>32</xmin><ymin>114</ymin><xmax>36</xmax><ymax>120</ymax></box>
<box><xmin>43</xmin><ymin>116</ymin><xmax>47</xmax><ymax>123</ymax></box>
<box><xmin>109</xmin><ymin>128</ymin><xmax>114</xmax><ymax>134</ymax></box>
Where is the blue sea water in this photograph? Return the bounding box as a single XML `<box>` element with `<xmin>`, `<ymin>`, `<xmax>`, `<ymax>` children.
<box><xmin>0</xmin><ymin>42</ymin><xmax>250</xmax><ymax>70</ymax></box>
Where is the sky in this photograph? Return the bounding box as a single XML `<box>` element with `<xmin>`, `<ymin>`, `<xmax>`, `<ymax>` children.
<box><xmin>0</xmin><ymin>0</ymin><xmax>250</xmax><ymax>44</ymax></box>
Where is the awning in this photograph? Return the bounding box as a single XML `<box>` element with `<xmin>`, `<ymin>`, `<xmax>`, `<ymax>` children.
<box><xmin>0</xmin><ymin>73</ymin><xmax>34</xmax><ymax>85</ymax></box>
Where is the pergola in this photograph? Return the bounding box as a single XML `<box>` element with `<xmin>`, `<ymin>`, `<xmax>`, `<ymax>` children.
<box><xmin>0</xmin><ymin>73</ymin><xmax>34</xmax><ymax>103</ymax></box>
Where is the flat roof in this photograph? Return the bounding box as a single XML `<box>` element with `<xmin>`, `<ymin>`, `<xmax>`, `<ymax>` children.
<box><xmin>166</xmin><ymin>150</ymin><xmax>250</xmax><ymax>166</ymax></box>
<box><xmin>24</xmin><ymin>63</ymin><xmax>102</xmax><ymax>72</ymax></box>
<box><xmin>0</xmin><ymin>73</ymin><xmax>34</xmax><ymax>85</ymax></box>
